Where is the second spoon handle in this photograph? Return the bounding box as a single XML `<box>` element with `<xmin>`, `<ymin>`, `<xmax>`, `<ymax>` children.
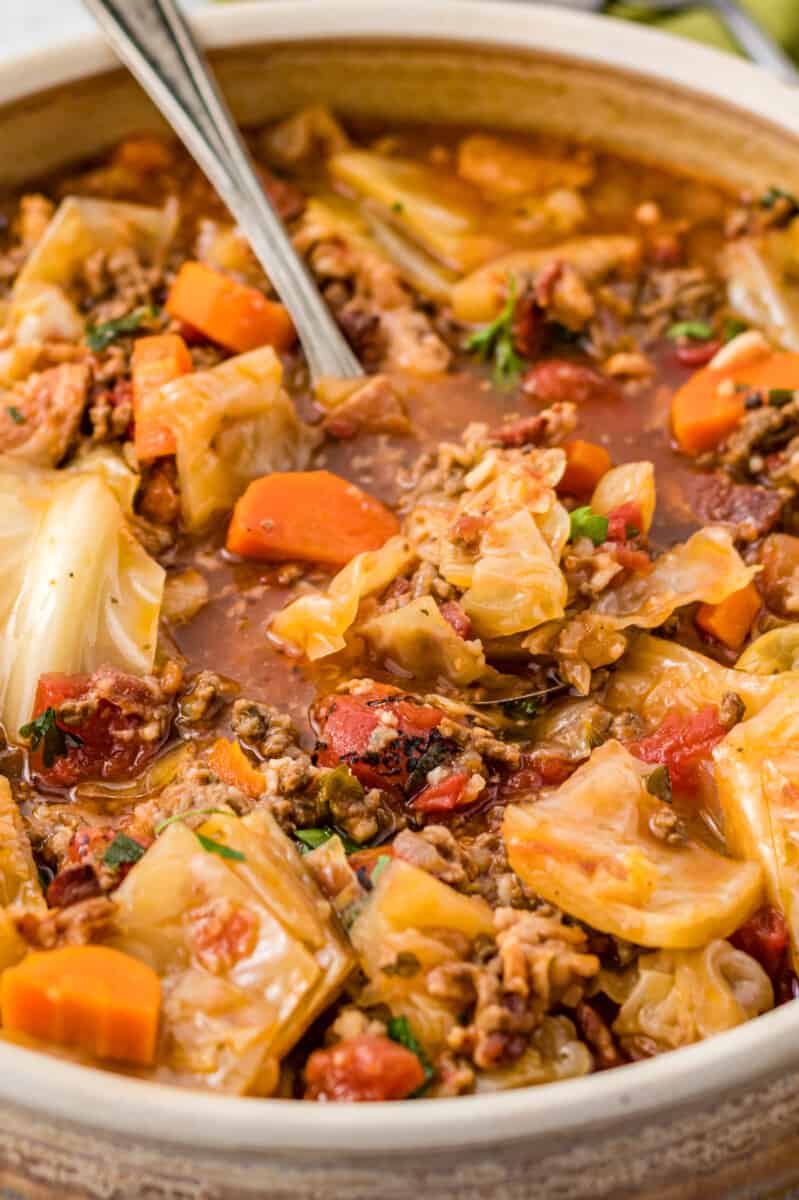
<box><xmin>81</xmin><ymin>0</ymin><xmax>364</xmax><ymax>383</ymax></box>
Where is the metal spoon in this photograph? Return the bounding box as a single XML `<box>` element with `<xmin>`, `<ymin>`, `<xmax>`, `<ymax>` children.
<box><xmin>80</xmin><ymin>0</ymin><xmax>364</xmax><ymax>386</ymax></box>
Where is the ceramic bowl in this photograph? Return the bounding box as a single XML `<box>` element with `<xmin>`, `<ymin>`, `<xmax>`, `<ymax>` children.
<box><xmin>2</xmin><ymin>5</ymin><xmax>799</xmax><ymax>1197</ymax></box>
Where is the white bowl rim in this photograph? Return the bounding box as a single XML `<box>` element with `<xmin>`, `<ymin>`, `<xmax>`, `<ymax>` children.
<box><xmin>3</xmin><ymin>0</ymin><xmax>799</xmax><ymax>1156</ymax></box>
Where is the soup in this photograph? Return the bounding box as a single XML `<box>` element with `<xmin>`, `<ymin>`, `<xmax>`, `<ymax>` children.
<box><xmin>0</xmin><ymin>107</ymin><xmax>796</xmax><ymax>1100</ymax></box>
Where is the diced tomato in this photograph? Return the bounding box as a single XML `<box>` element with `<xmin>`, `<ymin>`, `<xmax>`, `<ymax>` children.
<box><xmin>439</xmin><ymin>600</ymin><xmax>472</xmax><ymax>640</ymax></box>
<box><xmin>606</xmin><ymin>501</ymin><xmax>644</xmax><ymax>543</ymax></box>
<box><xmin>613</xmin><ymin>544</ymin><xmax>652</xmax><ymax>574</ymax></box>
<box><xmin>500</xmin><ymin>754</ymin><xmax>576</xmax><ymax>798</ymax></box>
<box><xmin>312</xmin><ymin>685</ymin><xmax>446</xmax><ymax>792</ymax></box>
<box><xmin>629</xmin><ymin>706</ymin><xmax>729</xmax><ymax>794</ymax></box>
<box><xmin>730</xmin><ymin>905</ymin><xmax>789</xmax><ymax>980</ymax></box>
<box><xmin>304</xmin><ymin>1034</ymin><xmax>426</xmax><ymax>1102</ymax></box>
<box><xmin>30</xmin><ymin>671</ymin><xmax>165</xmax><ymax>789</ymax></box>
<box><xmin>673</xmin><ymin>339</ymin><xmax>721</xmax><ymax>368</ymax></box>
<box><xmin>522</xmin><ymin>359</ymin><xmax>619</xmax><ymax>405</ymax></box>
<box><xmin>411</xmin><ymin>771</ymin><xmax>470</xmax><ymax>814</ymax></box>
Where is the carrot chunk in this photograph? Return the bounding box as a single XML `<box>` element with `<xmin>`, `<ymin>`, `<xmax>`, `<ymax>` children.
<box><xmin>226</xmin><ymin>470</ymin><xmax>399</xmax><ymax>566</ymax></box>
<box><xmin>132</xmin><ymin>333</ymin><xmax>193</xmax><ymax>460</ymax></box>
<box><xmin>558</xmin><ymin>439</ymin><xmax>612</xmax><ymax>498</ymax></box>
<box><xmin>208</xmin><ymin>738</ymin><xmax>266</xmax><ymax>800</ymax></box>
<box><xmin>695</xmin><ymin>581</ymin><xmax>762</xmax><ymax>650</ymax></box>
<box><xmin>1</xmin><ymin>945</ymin><xmax>161</xmax><ymax>1066</ymax></box>
<box><xmin>671</xmin><ymin>350</ymin><xmax>799</xmax><ymax>455</ymax></box>
<box><xmin>166</xmin><ymin>262</ymin><xmax>295</xmax><ymax>354</ymax></box>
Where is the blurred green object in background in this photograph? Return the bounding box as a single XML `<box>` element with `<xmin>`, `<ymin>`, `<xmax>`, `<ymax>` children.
<box><xmin>607</xmin><ymin>1</ymin><xmax>799</xmax><ymax>59</ymax></box>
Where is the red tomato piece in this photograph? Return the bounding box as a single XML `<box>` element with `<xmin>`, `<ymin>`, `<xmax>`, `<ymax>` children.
<box><xmin>522</xmin><ymin>359</ymin><xmax>619</xmax><ymax>405</ymax></box>
<box><xmin>438</xmin><ymin>600</ymin><xmax>472</xmax><ymax>640</ymax></box>
<box><xmin>312</xmin><ymin>686</ymin><xmax>445</xmax><ymax>792</ymax></box>
<box><xmin>348</xmin><ymin>845</ymin><xmax>395</xmax><ymax>874</ymax></box>
<box><xmin>730</xmin><ymin>905</ymin><xmax>789</xmax><ymax>980</ymax></box>
<box><xmin>304</xmin><ymin>1035</ymin><xmax>426</xmax><ymax>1102</ymax></box>
<box><xmin>31</xmin><ymin>671</ymin><xmax>165</xmax><ymax>789</ymax></box>
<box><xmin>606</xmin><ymin>501</ymin><xmax>644</xmax><ymax>543</ymax></box>
<box><xmin>411</xmin><ymin>771</ymin><xmax>470</xmax><ymax>814</ymax></box>
<box><xmin>629</xmin><ymin>706</ymin><xmax>729</xmax><ymax>794</ymax></box>
<box><xmin>673</xmin><ymin>339</ymin><xmax>722</xmax><ymax>368</ymax></box>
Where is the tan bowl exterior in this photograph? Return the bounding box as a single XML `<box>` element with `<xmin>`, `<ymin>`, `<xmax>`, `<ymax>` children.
<box><xmin>3</xmin><ymin>4</ymin><xmax>799</xmax><ymax>1196</ymax></box>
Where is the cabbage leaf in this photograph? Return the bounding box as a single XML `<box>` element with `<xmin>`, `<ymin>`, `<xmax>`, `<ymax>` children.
<box><xmin>271</xmin><ymin>535</ymin><xmax>416</xmax><ymax>660</ymax></box>
<box><xmin>142</xmin><ymin>346</ymin><xmax>313</xmax><ymax>530</ymax></box>
<box><xmin>0</xmin><ymin>459</ymin><xmax>164</xmax><ymax>736</ymax></box>
<box><xmin>359</xmin><ymin>595</ymin><xmax>491</xmax><ymax>686</ymax></box>
<box><xmin>504</xmin><ymin>740</ymin><xmax>763</xmax><ymax>948</ymax></box>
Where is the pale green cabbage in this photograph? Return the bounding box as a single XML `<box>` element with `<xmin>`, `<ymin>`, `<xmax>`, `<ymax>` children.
<box><xmin>0</xmin><ymin>459</ymin><xmax>164</xmax><ymax>736</ymax></box>
<box><xmin>360</xmin><ymin>595</ymin><xmax>490</xmax><ymax>686</ymax></box>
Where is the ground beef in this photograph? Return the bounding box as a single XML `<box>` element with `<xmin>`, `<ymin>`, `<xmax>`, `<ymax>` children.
<box><xmin>491</xmin><ymin>400</ymin><xmax>577</xmax><ymax>449</ymax></box>
<box><xmin>0</xmin><ymin>362</ymin><xmax>89</xmax><ymax>465</ymax></box>
<box><xmin>232</xmin><ymin>698</ymin><xmax>306</xmax><ymax>759</ymax></box>
<box><xmin>178</xmin><ymin>671</ymin><xmax>238</xmax><ymax>726</ymax></box>
<box><xmin>16</xmin><ymin>897</ymin><xmax>117</xmax><ymax>949</ymax></box>
<box><xmin>393</xmin><ymin>826</ymin><xmax>470</xmax><ymax>887</ymax></box>
<box><xmin>128</xmin><ymin>761</ymin><xmax>253</xmax><ymax>843</ymax></box>
<box><xmin>688</xmin><ymin>471</ymin><xmax>783</xmax><ymax>542</ymax></box>
<box><xmin>138</xmin><ymin>459</ymin><xmax>181</xmax><ymax>525</ymax></box>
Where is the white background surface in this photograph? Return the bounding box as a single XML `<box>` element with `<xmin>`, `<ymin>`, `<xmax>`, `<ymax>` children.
<box><xmin>1</xmin><ymin>0</ymin><xmax>204</xmax><ymax>61</ymax></box>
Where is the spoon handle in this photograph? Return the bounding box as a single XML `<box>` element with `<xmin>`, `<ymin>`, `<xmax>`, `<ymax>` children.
<box><xmin>713</xmin><ymin>0</ymin><xmax>799</xmax><ymax>87</ymax></box>
<box><xmin>80</xmin><ymin>0</ymin><xmax>364</xmax><ymax>383</ymax></box>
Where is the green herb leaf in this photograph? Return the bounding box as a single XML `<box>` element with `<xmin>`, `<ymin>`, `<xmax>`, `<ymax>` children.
<box><xmin>154</xmin><ymin>807</ymin><xmax>232</xmax><ymax>836</ymax></box>
<box><xmin>500</xmin><ymin>695</ymin><xmax>539</xmax><ymax>721</ymax></box>
<box><xmin>386</xmin><ymin>1015</ymin><xmax>434</xmax><ymax>1094</ymax></box>
<box><xmin>465</xmin><ymin>275</ymin><xmax>525</xmax><ymax>388</ymax></box>
<box><xmin>666</xmin><ymin>321</ymin><xmax>714</xmax><ymax>343</ymax></box>
<box><xmin>768</xmin><ymin>388</ymin><xmax>796</xmax><ymax>408</ymax></box>
<box><xmin>723</xmin><ymin>317</ymin><xmax>748</xmax><ymax>343</ymax></box>
<box><xmin>103</xmin><ymin>832</ymin><xmax>146</xmax><ymax>870</ymax></box>
<box><xmin>6</xmin><ymin>405</ymin><xmax>25</xmax><ymax>425</ymax></box>
<box><xmin>760</xmin><ymin>186</ymin><xmax>799</xmax><ymax>213</ymax></box>
<box><xmin>569</xmin><ymin>506</ymin><xmax>609</xmax><ymax>546</ymax></box>
<box><xmin>19</xmin><ymin>707</ymin><xmax>83</xmax><ymax>769</ymax></box>
<box><xmin>406</xmin><ymin>729</ymin><xmax>454</xmax><ymax>796</ymax></box>
<box><xmin>86</xmin><ymin>305</ymin><xmax>159</xmax><ymax>352</ymax></box>
<box><xmin>294</xmin><ymin>826</ymin><xmax>360</xmax><ymax>856</ymax></box>
<box><xmin>196</xmin><ymin>833</ymin><xmax>246</xmax><ymax>862</ymax></box>
<box><xmin>391</xmin><ymin>200</ymin><xmax>405</xmax><ymax>214</ymax></box>
<box><xmin>646</xmin><ymin>764</ymin><xmax>673</xmax><ymax>805</ymax></box>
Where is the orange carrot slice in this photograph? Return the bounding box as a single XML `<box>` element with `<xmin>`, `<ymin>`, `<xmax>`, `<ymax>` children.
<box><xmin>208</xmin><ymin>738</ymin><xmax>266</xmax><ymax>800</ymax></box>
<box><xmin>226</xmin><ymin>470</ymin><xmax>399</xmax><ymax>566</ymax></box>
<box><xmin>696</xmin><ymin>581</ymin><xmax>762</xmax><ymax>650</ymax></box>
<box><xmin>132</xmin><ymin>333</ymin><xmax>193</xmax><ymax>460</ymax></box>
<box><xmin>166</xmin><ymin>262</ymin><xmax>295</xmax><ymax>354</ymax></box>
<box><xmin>558</xmin><ymin>439</ymin><xmax>612</xmax><ymax>498</ymax></box>
<box><xmin>1</xmin><ymin>945</ymin><xmax>161</xmax><ymax>1066</ymax></box>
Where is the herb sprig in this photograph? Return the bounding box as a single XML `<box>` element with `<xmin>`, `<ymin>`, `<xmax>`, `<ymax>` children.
<box><xmin>19</xmin><ymin>708</ymin><xmax>83</xmax><ymax>769</ymax></box>
<box><xmin>294</xmin><ymin>826</ymin><xmax>360</xmax><ymax>856</ymax></box>
<box><xmin>386</xmin><ymin>1015</ymin><xmax>434</xmax><ymax>1095</ymax></box>
<box><xmin>103</xmin><ymin>832</ymin><xmax>147</xmax><ymax>870</ymax></box>
<box><xmin>154</xmin><ymin>808</ymin><xmax>246</xmax><ymax>862</ymax></box>
<box><xmin>86</xmin><ymin>305</ymin><xmax>159</xmax><ymax>352</ymax></box>
<box><xmin>666</xmin><ymin>321</ymin><xmax>714</xmax><ymax>343</ymax></box>
<box><xmin>465</xmin><ymin>275</ymin><xmax>524</xmax><ymax>388</ymax></box>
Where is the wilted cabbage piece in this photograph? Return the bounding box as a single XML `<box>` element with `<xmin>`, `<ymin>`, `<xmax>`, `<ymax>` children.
<box><xmin>0</xmin><ymin>777</ymin><xmax>45</xmax><ymax>912</ymax></box>
<box><xmin>611</xmin><ymin>940</ymin><xmax>773</xmax><ymax>1052</ymax></box>
<box><xmin>359</xmin><ymin>596</ymin><xmax>490</xmax><ymax>686</ymax></box>
<box><xmin>736</xmin><ymin>624</ymin><xmax>799</xmax><ymax>675</ymax></box>
<box><xmin>6</xmin><ymin>196</ymin><xmax>177</xmax><ymax>345</ymax></box>
<box><xmin>451</xmin><ymin>235</ymin><xmax>641</xmax><ymax>323</ymax></box>
<box><xmin>271</xmin><ymin>534</ymin><xmax>415</xmax><ymax>660</ymax></box>
<box><xmin>604</xmin><ymin>634</ymin><xmax>797</xmax><ymax>726</ymax></box>
<box><xmin>714</xmin><ymin>691</ymin><xmax>799</xmax><ymax>970</ymax></box>
<box><xmin>329</xmin><ymin>151</ymin><xmax>507</xmax><ymax>272</ymax></box>
<box><xmin>0</xmin><ymin>459</ymin><xmax>164</xmax><ymax>736</ymax></box>
<box><xmin>112</xmin><ymin>811</ymin><xmax>354</xmax><ymax>1094</ymax></box>
<box><xmin>141</xmin><ymin>346</ymin><xmax>313</xmax><ymax>530</ymax></box>
<box><xmin>504</xmin><ymin>740</ymin><xmax>763</xmax><ymax>948</ymax></box>
<box><xmin>457</xmin><ymin>135</ymin><xmax>595</xmax><ymax>198</ymax></box>
<box><xmin>475</xmin><ymin>1015</ymin><xmax>592</xmax><ymax>1093</ymax></box>
<box><xmin>591</xmin><ymin>461</ymin><xmax>656</xmax><ymax>535</ymax></box>
<box><xmin>349</xmin><ymin>858</ymin><xmax>493</xmax><ymax>1057</ymax></box>
<box><xmin>722</xmin><ymin>221</ymin><xmax>799</xmax><ymax>352</ymax></box>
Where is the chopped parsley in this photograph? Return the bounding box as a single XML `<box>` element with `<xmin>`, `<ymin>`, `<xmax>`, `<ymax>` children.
<box><xmin>646</xmin><ymin>764</ymin><xmax>673</xmax><ymax>805</ymax></box>
<box><xmin>723</xmin><ymin>317</ymin><xmax>748</xmax><ymax>343</ymax></box>
<box><xmin>391</xmin><ymin>200</ymin><xmax>405</xmax><ymax>214</ymax></box>
<box><xmin>19</xmin><ymin>707</ymin><xmax>83</xmax><ymax>769</ymax></box>
<box><xmin>86</xmin><ymin>305</ymin><xmax>159</xmax><ymax>352</ymax></box>
<box><xmin>464</xmin><ymin>275</ymin><xmax>524</xmax><ymax>388</ymax></box>
<box><xmin>666</xmin><ymin>320</ymin><xmax>714</xmax><ymax>342</ymax></box>
<box><xmin>294</xmin><ymin>826</ymin><xmax>361</xmax><ymax>856</ymax></box>
<box><xmin>569</xmin><ymin>505</ymin><xmax>609</xmax><ymax>546</ymax></box>
<box><xmin>5</xmin><ymin>405</ymin><xmax>25</xmax><ymax>425</ymax></box>
<box><xmin>387</xmin><ymin>1015</ymin><xmax>434</xmax><ymax>1094</ymax></box>
<box><xmin>760</xmin><ymin>186</ymin><xmax>799</xmax><ymax>214</ymax></box>
<box><xmin>500</xmin><ymin>695</ymin><xmax>539</xmax><ymax>721</ymax></box>
<box><xmin>103</xmin><ymin>832</ymin><xmax>146</xmax><ymax>870</ymax></box>
<box><xmin>768</xmin><ymin>388</ymin><xmax>796</xmax><ymax>408</ymax></box>
<box><xmin>153</xmin><ymin>808</ymin><xmax>246</xmax><ymax>861</ymax></box>
<box><xmin>196</xmin><ymin>833</ymin><xmax>246</xmax><ymax>862</ymax></box>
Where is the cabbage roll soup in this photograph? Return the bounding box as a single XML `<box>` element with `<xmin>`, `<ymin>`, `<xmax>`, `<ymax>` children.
<box><xmin>1</xmin><ymin>108</ymin><xmax>798</xmax><ymax>1103</ymax></box>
